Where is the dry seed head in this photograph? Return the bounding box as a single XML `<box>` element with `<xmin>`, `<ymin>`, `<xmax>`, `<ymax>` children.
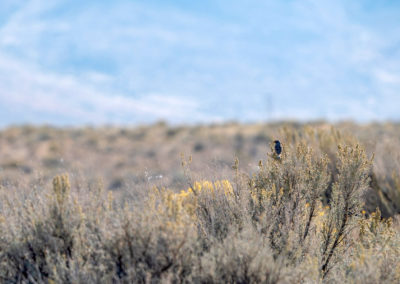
<box><xmin>107</xmin><ymin>191</ymin><xmax>114</xmax><ymax>210</ymax></box>
<box><xmin>52</xmin><ymin>174</ymin><xmax>71</xmax><ymax>206</ymax></box>
<box><xmin>232</xmin><ymin>157</ymin><xmax>239</xmax><ymax>170</ymax></box>
<box><xmin>180</xmin><ymin>152</ymin><xmax>186</xmax><ymax>167</ymax></box>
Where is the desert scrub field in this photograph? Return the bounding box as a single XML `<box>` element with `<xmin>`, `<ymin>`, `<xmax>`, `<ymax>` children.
<box><xmin>0</xmin><ymin>123</ymin><xmax>399</xmax><ymax>283</ymax></box>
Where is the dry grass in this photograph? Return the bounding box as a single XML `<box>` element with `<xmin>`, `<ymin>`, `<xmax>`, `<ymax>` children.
<box><xmin>0</xmin><ymin>122</ymin><xmax>399</xmax><ymax>283</ymax></box>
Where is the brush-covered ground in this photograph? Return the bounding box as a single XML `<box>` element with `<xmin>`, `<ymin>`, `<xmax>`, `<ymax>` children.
<box><xmin>0</xmin><ymin>122</ymin><xmax>399</xmax><ymax>283</ymax></box>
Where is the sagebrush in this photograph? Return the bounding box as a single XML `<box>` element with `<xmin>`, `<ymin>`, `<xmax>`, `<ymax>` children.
<box><xmin>0</xmin><ymin>125</ymin><xmax>399</xmax><ymax>283</ymax></box>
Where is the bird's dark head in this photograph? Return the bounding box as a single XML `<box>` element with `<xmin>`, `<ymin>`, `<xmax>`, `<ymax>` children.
<box><xmin>274</xmin><ymin>140</ymin><xmax>280</xmax><ymax>144</ymax></box>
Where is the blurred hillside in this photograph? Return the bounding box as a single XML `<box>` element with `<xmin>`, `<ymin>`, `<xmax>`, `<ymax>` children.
<box><xmin>0</xmin><ymin>121</ymin><xmax>399</xmax><ymax>216</ymax></box>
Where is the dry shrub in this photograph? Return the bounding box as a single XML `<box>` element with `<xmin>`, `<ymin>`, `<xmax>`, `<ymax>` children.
<box><xmin>0</xmin><ymin>127</ymin><xmax>399</xmax><ymax>283</ymax></box>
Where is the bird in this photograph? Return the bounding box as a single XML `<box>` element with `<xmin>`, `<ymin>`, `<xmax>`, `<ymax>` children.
<box><xmin>274</xmin><ymin>140</ymin><xmax>282</xmax><ymax>156</ymax></box>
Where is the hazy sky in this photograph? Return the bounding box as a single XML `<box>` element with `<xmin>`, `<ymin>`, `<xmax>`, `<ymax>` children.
<box><xmin>1</xmin><ymin>0</ymin><xmax>400</xmax><ymax>125</ymax></box>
